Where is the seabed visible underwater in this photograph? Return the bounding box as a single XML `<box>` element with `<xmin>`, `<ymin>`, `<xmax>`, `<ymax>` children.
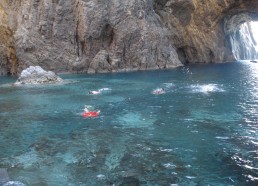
<box><xmin>0</xmin><ymin>61</ymin><xmax>258</xmax><ymax>185</ymax></box>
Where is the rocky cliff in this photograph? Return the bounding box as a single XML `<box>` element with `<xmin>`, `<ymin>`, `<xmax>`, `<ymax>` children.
<box><xmin>0</xmin><ymin>3</ymin><xmax>17</xmax><ymax>75</ymax></box>
<box><xmin>154</xmin><ymin>0</ymin><xmax>258</xmax><ymax>64</ymax></box>
<box><xmin>0</xmin><ymin>0</ymin><xmax>258</xmax><ymax>75</ymax></box>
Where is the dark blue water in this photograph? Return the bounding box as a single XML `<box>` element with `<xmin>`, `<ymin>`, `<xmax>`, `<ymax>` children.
<box><xmin>0</xmin><ymin>61</ymin><xmax>258</xmax><ymax>185</ymax></box>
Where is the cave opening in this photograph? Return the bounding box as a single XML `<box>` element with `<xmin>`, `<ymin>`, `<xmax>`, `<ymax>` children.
<box><xmin>234</xmin><ymin>21</ymin><xmax>258</xmax><ymax>61</ymax></box>
<box><xmin>230</xmin><ymin>21</ymin><xmax>258</xmax><ymax>61</ymax></box>
<box><xmin>225</xmin><ymin>14</ymin><xmax>258</xmax><ymax>61</ymax></box>
<box><xmin>250</xmin><ymin>21</ymin><xmax>258</xmax><ymax>55</ymax></box>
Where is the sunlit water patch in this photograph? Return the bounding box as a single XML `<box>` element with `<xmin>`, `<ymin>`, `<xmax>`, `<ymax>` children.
<box><xmin>0</xmin><ymin>62</ymin><xmax>258</xmax><ymax>185</ymax></box>
<box><xmin>189</xmin><ymin>83</ymin><xmax>225</xmax><ymax>94</ymax></box>
<box><xmin>116</xmin><ymin>112</ymin><xmax>154</xmax><ymax>129</ymax></box>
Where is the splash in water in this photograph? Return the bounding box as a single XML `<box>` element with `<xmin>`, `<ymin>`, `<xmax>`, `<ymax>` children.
<box><xmin>189</xmin><ymin>84</ymin><xmax>225</xmax><ymax>94</ymax></box>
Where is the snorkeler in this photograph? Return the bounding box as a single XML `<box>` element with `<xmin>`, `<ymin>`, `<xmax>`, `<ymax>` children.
<box><xmin>82</xmin><ymin>106</ymin><xmax>100</xmax><ymax>118</ymax></box>
<box><xmin>88</xmin><ymin>88</ymin><xmax>111</xmax><ymax>95</ymax></box>
<box><xmin>88</xmin><ymin>90</ymin><xmax>101</xmax><ymax>95</ymax></box>
<box><xmin>152</xmin><ymin>88</ymin><xmax>166</xmax><ymax>95</ymax></box>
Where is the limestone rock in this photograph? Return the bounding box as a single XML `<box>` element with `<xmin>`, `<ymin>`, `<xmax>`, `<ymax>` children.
<box><xmin>0</xmin><ymin>4</ymin><xmax>17</xmax><ymax>75</ymax></box>
<box><xmin>15</xmin><ymin>66</ymin><xmax>63</xmax><ymax>85</ymax></box>
<box><xmin>153</xmin><ymin>0</ymin><xmax>258</xmax><ymax>64</ymax></box>
<box><xmin>88</xmin><ymin>50</ymin><xmax>111</xmax><ymax>73</ymax></box>
<box><xmin>0</xmin><ymin>0</ymin><xmax>258</xmax><ymax>75</ymax></box>
<box><xmin>0</xmin><ymin>0</ymin><xmax>182</xmax><ymax>75</ymax></box>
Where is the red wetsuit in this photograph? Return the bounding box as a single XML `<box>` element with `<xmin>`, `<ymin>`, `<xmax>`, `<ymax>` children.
<box><xmin>82</xmin><ymin>111</ymin><xmax>100</xmax><ymax>117</ymax></box>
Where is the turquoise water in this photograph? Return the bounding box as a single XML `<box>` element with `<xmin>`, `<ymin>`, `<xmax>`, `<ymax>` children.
<box><xmin>0</xmin><ymin>61</ymin><xmax>258</xmax><ymax>185</ymax></box>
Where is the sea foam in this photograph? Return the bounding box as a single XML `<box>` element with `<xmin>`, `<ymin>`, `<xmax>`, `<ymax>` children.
<box><xmin>189</xmin><ymin>84</ymin><xmax>225</xmax><ymax>94</ymax></box>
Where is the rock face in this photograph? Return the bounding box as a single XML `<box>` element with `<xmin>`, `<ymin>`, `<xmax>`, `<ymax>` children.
<box><xmin>15</xmin><ymin>66</ymin><xmax>63</xmax><ymax>85</ymax></box>
<box><xmin>0</xmin><ymin>4</ymin><xmax>17</xmax><ymax>75</ymax></box>
<box><xmin>0</xmin><ymin>0</ymin><xmax>258</xmax><ymax>75</ymax></box>
<box><xmin>154</xmin><ymin>0</ymin><xmax>258</xmax><ymax>64</ymax></box>
<box><xmin>5</xmin><ymin>0</ymin><xmax>182</xmax><ymax>74</ymax></box>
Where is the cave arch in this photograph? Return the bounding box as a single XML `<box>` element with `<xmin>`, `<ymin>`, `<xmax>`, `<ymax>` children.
<box><xmin>154</xmin><ymin>0</ymin><xmax>258</xmax><ymax>64</ymax></box>
<box><xmin>224</xmin><ymin>13</ymin><xmax>258</xmax><ymax>60</ymax></box>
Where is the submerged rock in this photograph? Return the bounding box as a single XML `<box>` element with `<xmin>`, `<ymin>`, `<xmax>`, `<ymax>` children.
<box><xmin>14</xmin><ymin>66</ymin><xmax>63</xmax><ymax>85</ymax></box>
<box><xmin>0</xmin><ymin>169</ymin><xmax>26</xmax><ymax>186</ymax></box>
<box><xmin>0</xmin><ymin>168</ymin><xmax>10</xmax><ymax>185</ymax></box>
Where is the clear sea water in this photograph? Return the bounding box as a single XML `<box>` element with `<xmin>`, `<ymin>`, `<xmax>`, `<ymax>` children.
<box><xmin>0</xmin><ymin>61</ymin><xmax>258</xmax><ymax>186</ymax></box>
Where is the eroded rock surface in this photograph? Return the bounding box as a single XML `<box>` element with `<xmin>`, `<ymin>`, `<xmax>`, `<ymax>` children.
<box><xmin>0</xmin><ymin>4</ymin><xmax>17</xmax><ymax>75</ymax></box>
<box><xmin>0</xmin><ymin>0</ymin><xmax>258</xmax><ymax>75</ymax></box>
<box><xmin>3</xmin><ymin>0</ymin><xmax>182</xmax><ymax>74</ymax></box>
<box><xmin>15</xmin><ymin>66</ymin><xmax>63</xmax><ymax>85</ymax></box>
<box><xmin>154</xmin><ymin>0</ymin><xmax>258</xmax><ymax>64</ymax></box>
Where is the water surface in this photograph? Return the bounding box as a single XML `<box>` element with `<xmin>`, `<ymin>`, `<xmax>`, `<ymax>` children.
<box><xmin>0</xmin><ymin>61</ymin><xmax>258</xmax><ymax>185</ymax></box>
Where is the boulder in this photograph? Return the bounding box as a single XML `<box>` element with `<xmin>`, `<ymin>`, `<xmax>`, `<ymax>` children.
<box><xmin>88</xmin><ymin>50</ymin><xmax>111</xmax><ymax>73</ymax></box>
<box><xmin>14</xmin><ymin>66</ymin><xmax>63</xmax><ymax>85</ymax></box>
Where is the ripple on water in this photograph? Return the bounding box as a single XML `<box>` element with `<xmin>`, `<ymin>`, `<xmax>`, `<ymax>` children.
<box><xmin>100</xmin><ymin>95</ymin><xmax>125</xmax><ymax>103</ymax></box>
<box><xmin>116</xmin><ymin>112</ymin><xmax>154</xmax><ymax>128</ymax></box>
<box><xmin>1</xmin><ymin>62</ymin><xmax>258</xmax><ymax>185</ymax></box>
<box><xmin>215</xmin><ymin>136</ymin><xmax>230</xmax><ymax>140</ymax></box>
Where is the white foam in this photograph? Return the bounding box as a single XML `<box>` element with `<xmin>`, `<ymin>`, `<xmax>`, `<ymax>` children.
<box><xmin>163</xmin><ymin>163</ymin><xmax>176</xmax><ymax>168</ymax></box>
<box><xmin>96</xmin><ymin>174</ymin><xmax>106</xmax><ymax>180</ymax></box>
<box><xmin>185</xmin><ymin>176</ymin><xmax>196</xmax><ymax>179</ymax></box>
<box><xmin>151</xmin><ymin>88</ymin><xmax>166</xmax><ymax>95</ymax></box>
<box><xmin>244</xmin><ymin>165</ymin><xmax>258</xmax><ymax>170</ymax></box>
<box><xmin>247</xmin><ymin>174</ymin><xmax>258</xmax><ymax>181</ymax></box>
<box><xmin>3</xmin><ymin>181</ymin><xmax>26</xmax><ymax>186</ymax></box>
<box><xmin>216</xmin><ymin>136</ymin><xmax>230</xmax><ymax>140</ymax></box>
<box><xmin>158</xmin><ymin>148</ymin><xmax>173</xmax><ymax>152</ymax></box>
<box><xmin>99</xmin><ymin>88</ymin><xmax>111</xmax><ymax>91</ymax></box>
<box><xmin>189</xmin><ymin>84</ymin><xmax>225</xmax><ymax>94</ymax></box>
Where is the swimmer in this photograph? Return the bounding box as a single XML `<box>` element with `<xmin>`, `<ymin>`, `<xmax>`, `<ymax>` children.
<box><xmin>89</xmin><ymin>90</ymin><xmax>101</xmax><ymax>95</ymax></box>
<box><xmin>88</xmin><ymin>88</ymin><xmax>111</xmax><ymax>95</ymax></box>
<box><xmin>152</xmin><ymin>88</ymin><xmax>166</xmax><ymax>95</ymax></box>
<box><xmin>82</xmin><ymin>106</ymin><xmax>100</xmax><ymax>117</ymax></box>
<box><xmin>84</xmin><ymin>107</ymin><xmax>89</xmax><ymax>113</ymax></box>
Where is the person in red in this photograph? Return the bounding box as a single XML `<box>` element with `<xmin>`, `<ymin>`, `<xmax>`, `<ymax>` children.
<box><xmin>82</xmin><ymin>106</ymin><xmax>100</xmax><ymax>118</ymax></box>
